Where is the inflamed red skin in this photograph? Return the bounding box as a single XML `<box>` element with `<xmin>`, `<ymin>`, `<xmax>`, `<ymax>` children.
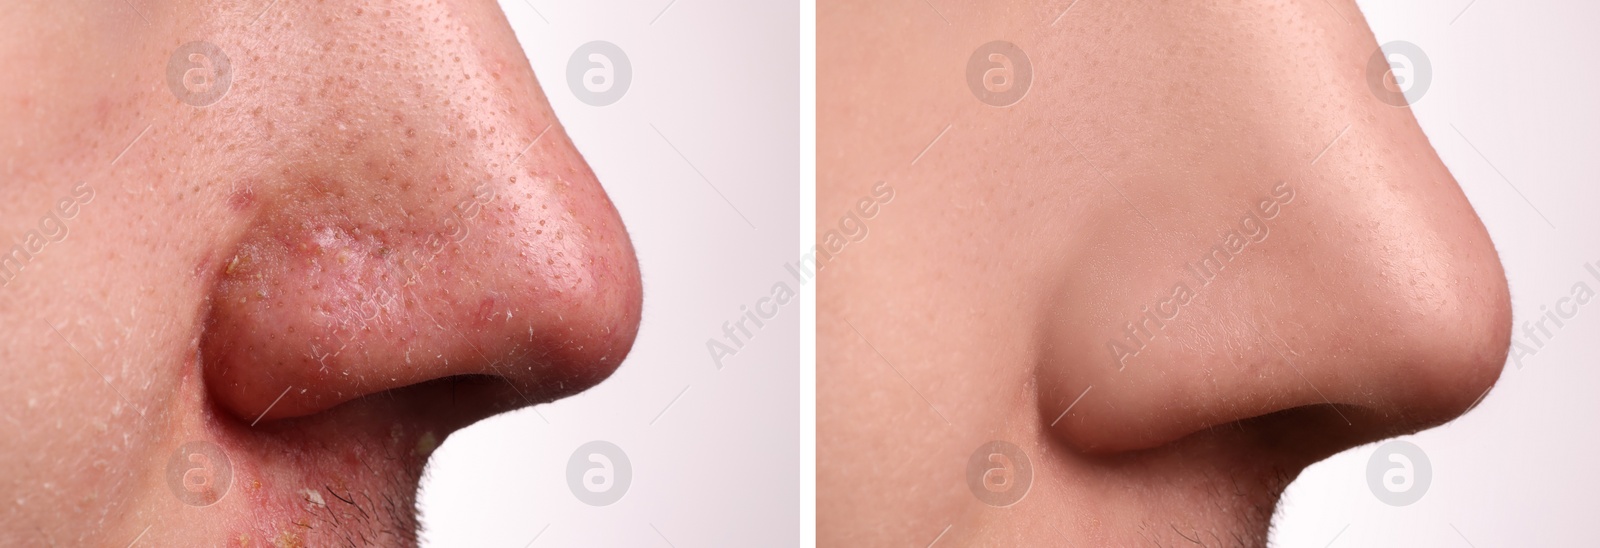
<box><xmin>0</xmin><ymin>0</ymin><xmax>640</xmax><ymax>545</ymax></box>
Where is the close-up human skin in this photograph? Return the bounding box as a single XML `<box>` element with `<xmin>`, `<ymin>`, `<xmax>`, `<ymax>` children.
<box><xmin>9</xmin><ymin>0</ymin><xmax>1585</xmax><ymax>545</ymax></box>
<box><xmin>819</xmin><ymin>0</ymin><xmax>1511</xmax><ymax>546</ymax></box>
<box><xmin>0</xmin><ymin>0</ymin><xmax>641</xmax><ymax>545</ymax></box>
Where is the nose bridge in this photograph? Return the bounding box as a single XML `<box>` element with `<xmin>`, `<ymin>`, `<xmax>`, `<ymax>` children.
<box><xmin>231</xmin><ymin>0</ymin><xmax>548</xmax><ymax>174</ymax></box>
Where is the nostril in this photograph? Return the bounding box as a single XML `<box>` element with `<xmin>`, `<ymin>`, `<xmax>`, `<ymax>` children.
<box><xmin>1038</xmin><ymin>290</ymin><xmax>1512</xmax><ymax>457</ymax></box>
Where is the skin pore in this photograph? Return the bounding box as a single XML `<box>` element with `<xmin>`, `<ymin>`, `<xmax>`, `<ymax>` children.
<box><xmin>819</xmin><ymin>0</ymin><xmax>1510</xmax><ymax>546</ymax></box>
<box><xmin>0</xmin><ymin>0</ymin><xmax>641</xmax><ymax>545</ymax></box>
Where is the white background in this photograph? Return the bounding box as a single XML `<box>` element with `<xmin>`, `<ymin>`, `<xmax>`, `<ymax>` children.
<box><xmin>417</xmin><ymin>1</ymin><xmax>800</xmax><ymax>545</ymax></box>
<box><xmin>1273</xmin><ymin>1</ymin><xmax>1600</xmax><ymax>546</ymax></box>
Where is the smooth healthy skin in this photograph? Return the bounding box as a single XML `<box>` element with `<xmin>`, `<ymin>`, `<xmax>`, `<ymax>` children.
<box><xmin>819</xmin><ymin>1</ymin><xmax>1510</xmax><ymax>546</ymax></box>
<box><xmin>0</xmin><ymin>1</ymin><xmax>641</xmax><ymax>545</ymax></box>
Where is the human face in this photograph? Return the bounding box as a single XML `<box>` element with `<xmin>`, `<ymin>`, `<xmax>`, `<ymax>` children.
<box><xmin>0</xmin><ymin>1</ymin><xmax>641</xmax><ymax>545</ymax></box>
<box><xmin>817</xmin><ymin>1</ymin><xmax>1511</xmax><ymax>545</ymax></box>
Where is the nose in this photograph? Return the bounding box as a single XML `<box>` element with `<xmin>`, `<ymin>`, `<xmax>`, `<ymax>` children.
<box><xmin>197</xmin><ymin>5</ymin><xmax>642</xmax><ymax>424</ymax></box>
<box><xmin>1036</xmin><ymin>142</ymin><xmax>1512</xmax><ymax>457</ymax></box>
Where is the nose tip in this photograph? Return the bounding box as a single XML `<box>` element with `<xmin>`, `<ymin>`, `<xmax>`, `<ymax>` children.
<box><xmin>200</xmin><ymin>138</ymin><xmax>642</xmax><ymax>424</ymax></box>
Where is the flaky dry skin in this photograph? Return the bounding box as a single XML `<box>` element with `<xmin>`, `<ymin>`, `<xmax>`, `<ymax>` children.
<box><xmin>0</xmin><ymin>1</ymin><xmax>641</xmax><ymax>545</ymax></box>
<box><xmin>819</xmin><ymin>1</ymin><xmax>1510</xmax><ymax>546</ymax></box>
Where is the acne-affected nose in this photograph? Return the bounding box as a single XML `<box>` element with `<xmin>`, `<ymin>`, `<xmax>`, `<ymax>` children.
<box><xmin>192</xmin><ymin>6</ymin><xmax>642</xmax><ymax>423</ymax></box>
<box><xmin>201</xmin><ymin>164</ymin><xmax>642</xmax><ymax>422</ymax></box>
